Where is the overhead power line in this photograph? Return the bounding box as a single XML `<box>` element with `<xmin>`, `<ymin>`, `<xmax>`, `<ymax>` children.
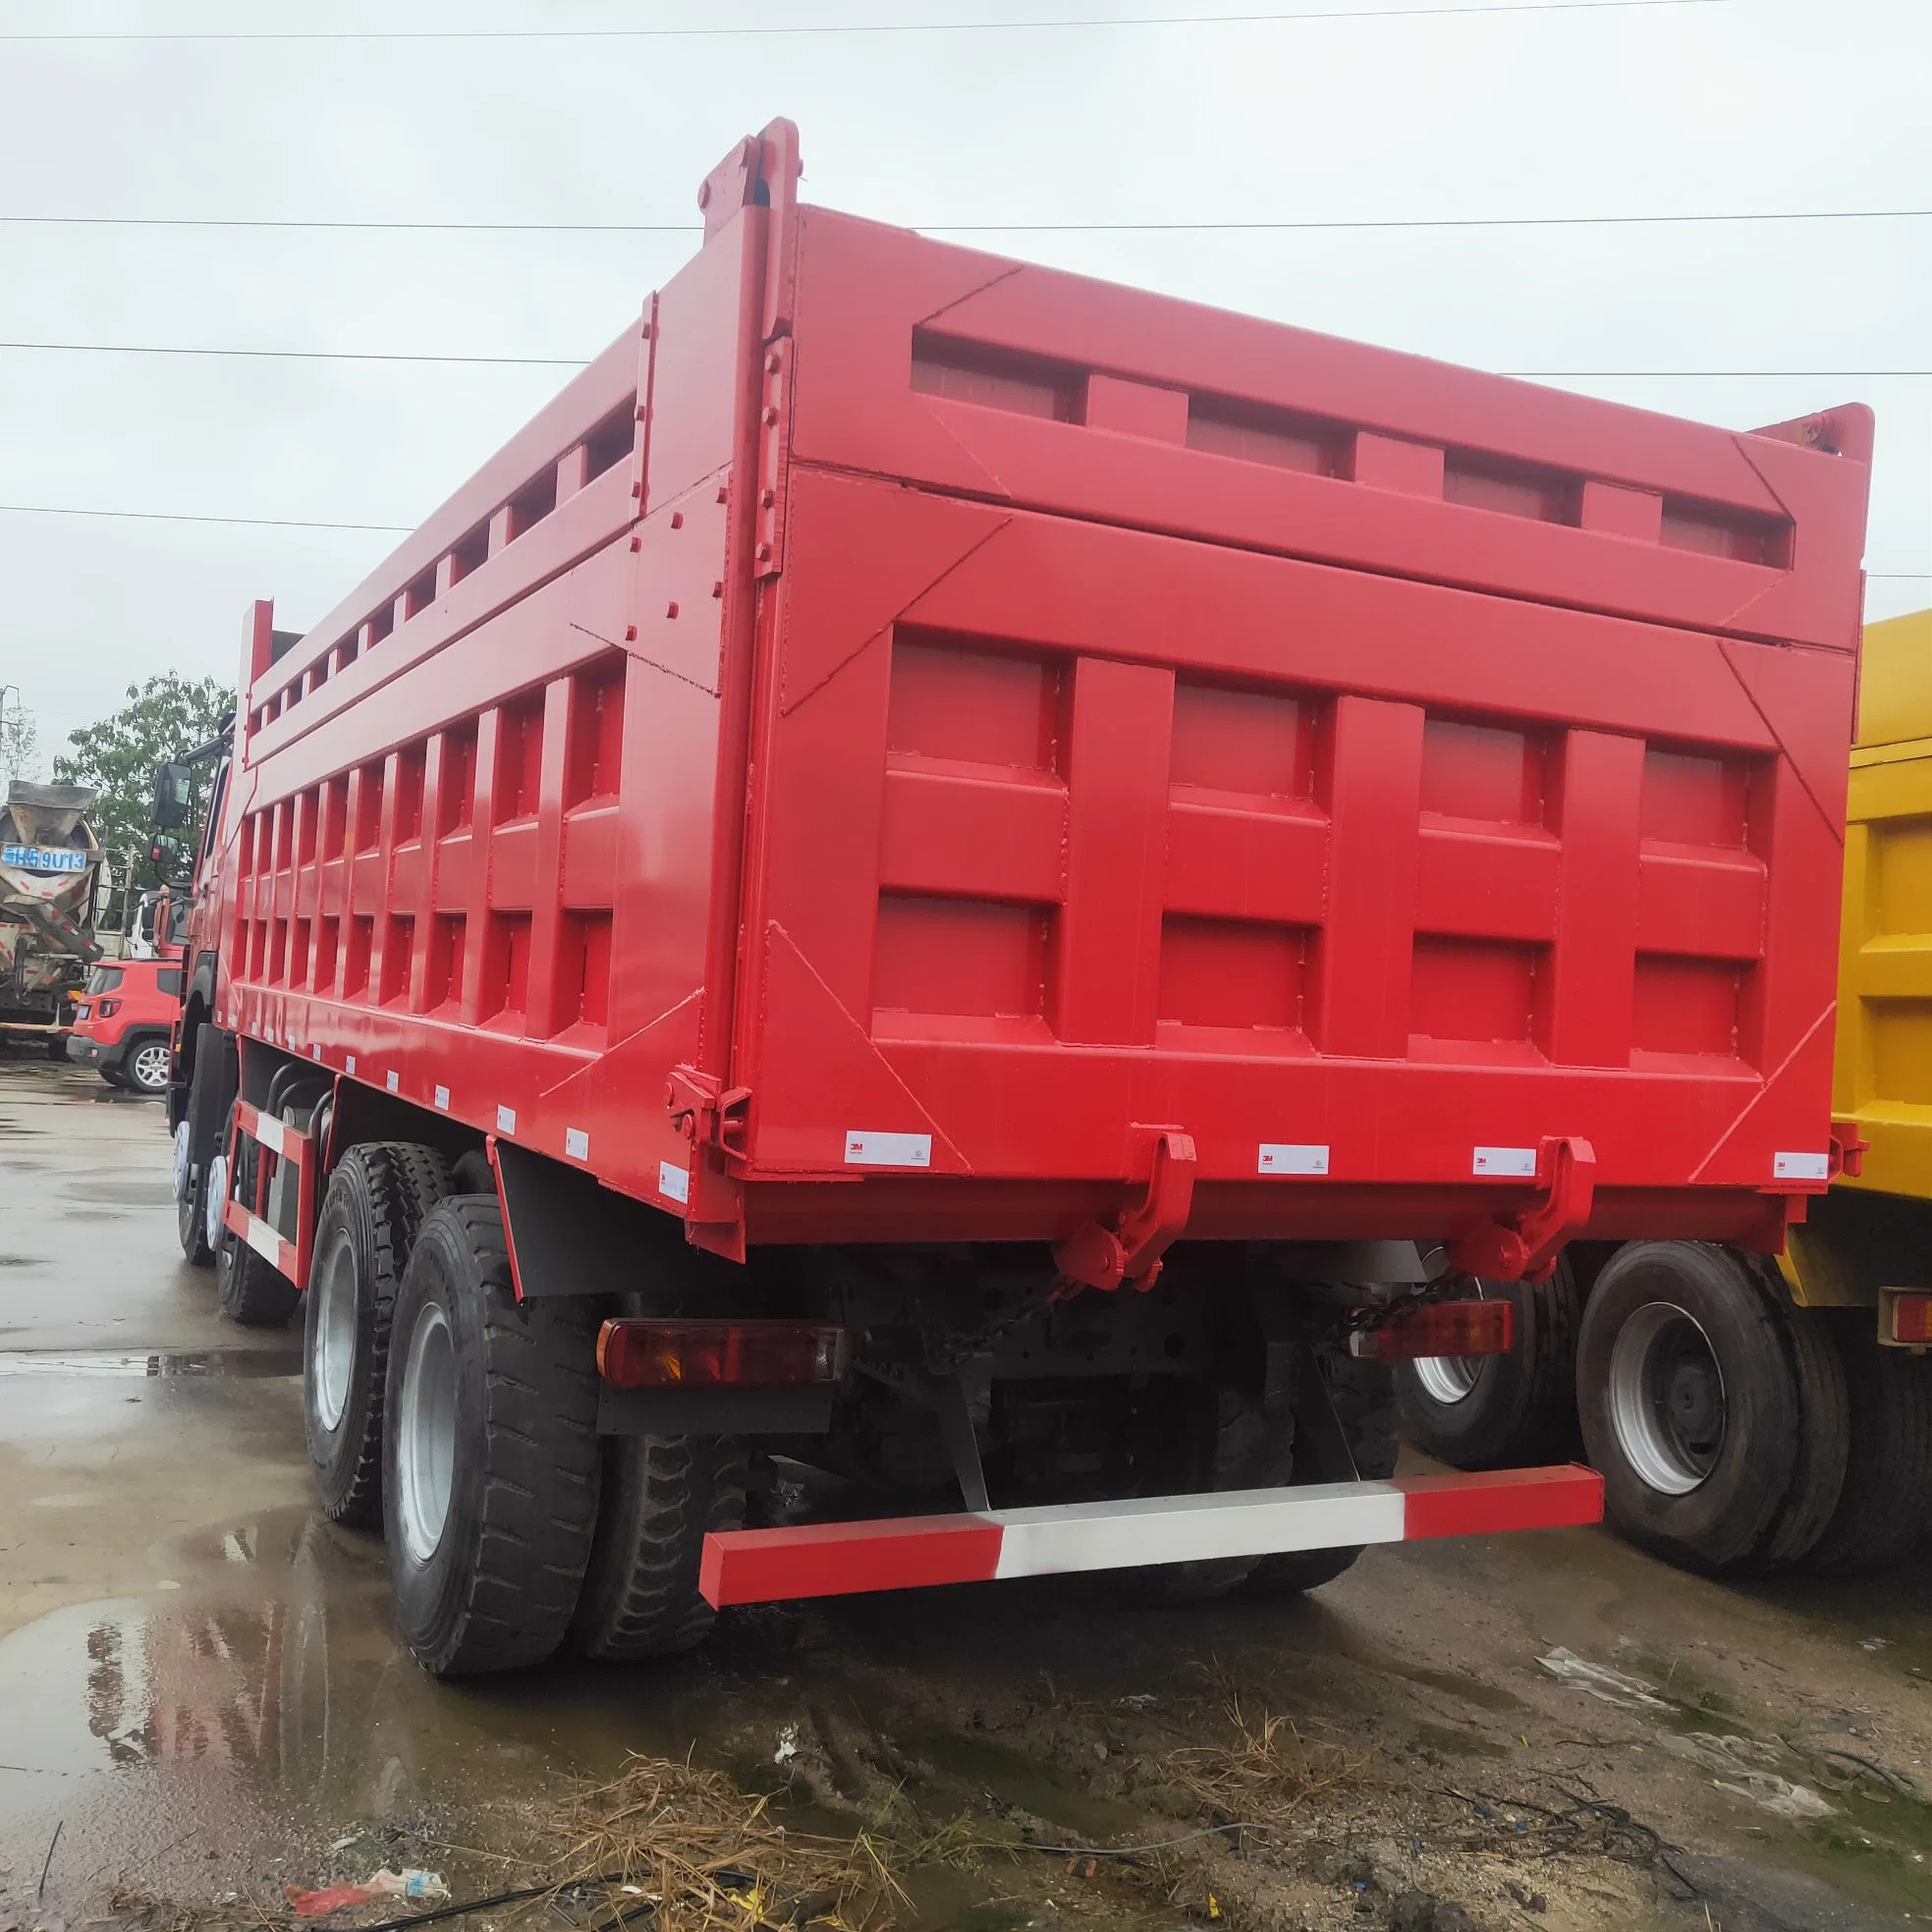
<box><xmin>4</xmin><ymin>205</ymin><xmax>1925</xmax><ymax>237</ymax></box>
<box><xmin>2</xmin><ymin>340</ymin><xmax>1925</xmax><ymax>379</ymax></box>
<box><xmin>0</xmin><ymin>0</ymin><xmax>1731</xmax><ymax>42</ymax></box>
<box><xmin>0</xmin><ymin>503</ymin><xmax>409</xmax><ymax>533</ymax></box>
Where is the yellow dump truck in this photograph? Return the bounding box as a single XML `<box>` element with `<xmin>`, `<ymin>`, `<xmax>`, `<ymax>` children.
<box><xmin>1402</xmin><ymin>608</ymin><xmax>1932</xmax><ymax>1576</ymax></box>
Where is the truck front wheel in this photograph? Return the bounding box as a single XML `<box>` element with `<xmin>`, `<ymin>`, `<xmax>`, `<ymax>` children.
<box><xmin>383</xmin><ymin>1196</ymin><xmax>602</xmax><ymax>1676</ymax></box>
<box><xmin>1575</xmin><ymin>1242</ymin><xmax>1799</xmax><ymax>1573</ymax></box>
<box><xmin>214</xmin><ymin>1101</ymin><xmax>302</xmax><ymax>1327</ymax></box>
<box><xmin>304</xmin><ymin>1143</ymin><xmax>452</xmax><ymax>1527</ymax></box>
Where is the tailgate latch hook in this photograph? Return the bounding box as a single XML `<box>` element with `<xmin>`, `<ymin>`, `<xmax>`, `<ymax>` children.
<box><xmin>1053</xmin><ymin>1127</ymin><xmax>1197</xmax><ymax>1295</ymax></box>
<box><xmin>1448</xmin><ymin>1134</ymin><xmax>1595</xmax><ymax>1284</ymax></box>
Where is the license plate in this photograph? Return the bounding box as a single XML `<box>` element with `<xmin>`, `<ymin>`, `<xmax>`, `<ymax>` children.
<box><xmin>1</xmin><ymin>845</ymin><xmax>86</xmax><ymax>874</ymax></box>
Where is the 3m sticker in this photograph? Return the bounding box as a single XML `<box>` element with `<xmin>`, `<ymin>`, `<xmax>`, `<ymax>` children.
<box><xmin>433</xmin><ymin>1085</ymin><xmax>450</xmax><ymax>1111</ymax></box>
<box><xmin>310</xmin><ymin>1044</ymin><xmax>322</xmax><ymax>1062</ymax></box>
<box><xmin>1258</xmin><ymin>1143</ymin><xmax>1329</xmax><ymax>1177</ymax></box>
<box><xmin>659</xmin><ymin>1160</ymin><xmax>690</xmax><ymax>1203</ymax></box>
<box><xmin>345</xmin><ymin>1054</ymin><xmax>357</xmax><ymax>1076</ymax></box>
<box><xmin>1472</xmin><ymin>1146</ymin><xmax>1537</xmax><ymax>1179</ymax></box>
<box><xmin>566</xmin><ymin>1128</ymin><xmax>590</xmax><ymax>1162</ymax></box>
<box><xmin>385</xmin><ymin>1070</ymin><xmax>400</xmax><ymax>1094</ymax></box>
<box><xmin>846</xmin><ymin>1131</ymin><xmax>932</xmax><ymax>1169</ymax></box>
<box><xmin>496</xmin><ymin>1104</ymin><xmax>517</xmax><ymax>1135</ymax></box>
<box><xmin>1774</xmin><ymin>1151</ymin><xmax>1831</xmax><ymax>1183</ymax></box>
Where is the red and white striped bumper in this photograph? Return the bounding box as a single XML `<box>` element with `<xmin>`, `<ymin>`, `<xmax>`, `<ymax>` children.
<box><xmin>698</xmin><ymin>1463</ymin><xmax>1603</xmax><ymax>1608</ymax></box>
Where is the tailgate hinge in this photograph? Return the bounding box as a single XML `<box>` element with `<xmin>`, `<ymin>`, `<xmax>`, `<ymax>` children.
<box><xmin>753</xmin><ymin>341</ymin><xmax>789</xmax><ymax>580</ymax></box>
<box><xmin>1053</xmin><ymin>1127</ymin><xmax>1197</xmax><ymax>1294</ymax></box>
<box><xmin>1829</xmin><ymin>1121</ymin><xmax>1866</xmax><ymax>1181</ymax></box>
<box><xmin>1448</xmin><ymin>1135</ymin><xmax>1596</xmax><ymax>1284</ymax></box>
<box><xmin>665</xmin><ymin>1065</ymin><xmax>751</xmax><ymax>1158</ymax></box>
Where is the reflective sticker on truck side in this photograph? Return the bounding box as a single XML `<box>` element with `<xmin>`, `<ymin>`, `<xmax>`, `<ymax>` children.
<box><xmin>433</xmin><ymin>1085</ymin><xmax>450</xmax><ymax>1111</ymax></box>
<box><xmin>659</xmin><ymin>1160</ymin><xmax>690</xmax><ymax>1203</ymax></box>
<box><xmin>566</xmin><ymin>1128</ymin><xmax>589</xmax><ymax>1161</ymax></box>
<box><xmin>386</xmin><ymin>1070</ymin><xmax>400</xmax><ymax>1094</ymax></box>
<box><xmin>1258</xmin><ymin>1143</ymin><xmax>1329</xmax><ymax>1176</ymax></box>
<box><xmin>496</xmin><ymin>1105</ymin><xmax>517</xmax><ymax>1134</ymax></box>
<box><xmin>1472</xmin><ymin>1146</ymin><xmax>1537</xmax><ymax>1178</ymax></box>
<box><xmin>846</xmin><ymin>1131</ymin><xmax>932</xmax><ymax>1169</ymax></box>
<box><xmin>1774</xmin><ymin>1151</ymin><xmax>1830</xmax><ymax>1182</ymax></box>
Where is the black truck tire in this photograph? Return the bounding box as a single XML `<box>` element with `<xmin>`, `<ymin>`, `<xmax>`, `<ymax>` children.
<box><xmin>383</xmin><ymin>1196</ymin><xmax>602</xmax><ymax>1676</ymax></box>
<box><xmin>1132</xmin><ymin>1387</ymin><xmax>1297</xmax><ymax>1603</ymax></box>
<box><xmin>1246</xmin><ymin>1350</ymin><xmax>1401</xmax><ymax>1597</ymax></box>
<box><xmin>1397</xmin><ymin>1261</ymin><xmax>1582</xmax><ymax>1468</ymax></box>
<box><xmin>214</xmin><ymin>1099</ymin><xmax>302</xmax><ymax>1327</ymax></box>
<box><xmin>304</xmin><ymin>1143</ymin><xmax>453</xmax><ymax>1527</ymax></box>
<box><xmin>1800</xmin><ymin>1320</ymin><xmax>1932</xmax><ymax>1575</ymax></box>
<box><xmin>175</xmin><ymin>1023</ymin><xmax>230</xmax><ymax>1267</ymax></box>
<box><xmin>1575</xmin><ymin>1242</ymin><xmax>1799</xmax><ymax>1573</ymax></box>
<box><xmin>570</xmin><ymin>1434</ymin><xmax>749</xmax><ymax>1659</ymax></box>
<box><xmin>1750</xmin><ymin>1297</ymin><xmax>1851</xmax><ymax>1572</ymax></box>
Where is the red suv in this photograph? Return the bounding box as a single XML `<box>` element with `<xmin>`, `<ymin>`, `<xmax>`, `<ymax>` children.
<box><xmin>67</xmin><ymin>959</ymin><xmax>182</xmax><ymax>1094</ymax></box>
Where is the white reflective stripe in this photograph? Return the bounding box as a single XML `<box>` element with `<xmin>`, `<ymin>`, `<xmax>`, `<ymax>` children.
<box><xmin>386</xmin><ymin>1070</ymin><xmax>400</xmax><ymax>1094</ymax></box>
<box><xmin>251</xmin><ymin>1113</ymin><xmax>286</xmax><ymax>1156</ymax></box>
<box><xmin>243</xmin><ymin>1213</ymin><xmax>285</xmax><ymax>1267</ymax></box>
<box><xmin>989</xmin><ymin>1478</ymin><xmax>1408</xmax><ymax>1580</ymax></box>
<box><xmin>1472</xmin><ymin>1145</ymin><xmax>1537</xmax><ymax>1178</ymax></box>
<box><xmin>1774</xmin><ymin>1150</ymin><xmax>1830</xmax><ymax>1182</ymax></box>
<box><xmin>345</xmin><ymin>1054</ymin><xmax>357</xmax><ymax>1075</ymax></box>
<box><xmin>566</xmin><ymin>1128</ymin><xmax>590</xmax><ymax>1161</ymax></box>
<box><xmin>845</xmin><ymin>1130</ymin><xmax>931</xmax><ymax>1168</ymax></box>
<box><xmin>433</xmin><ymin>1085</ymin><xmax>450</xmax><ymax>1111</ymax></box>
<box><xmin>659</xmin><ymin>1160</ymin><xmax>690</xmax><ymax>1204</ymax></box>
<box><xmin>1258</xmin><ymin>1142</ymin><xmax>1328</xmax><ymax>1176</ymax></box>
<box><xmin>497</xmin><ymin>1104</ymin><xmax>517</xmax><ymax>1134</ymax></box>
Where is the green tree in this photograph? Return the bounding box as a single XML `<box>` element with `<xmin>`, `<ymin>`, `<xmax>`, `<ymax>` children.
<box><xmin>54</xmin><ymin>672</ymin><xmax>231</xmax><ymax>886</ymax></box>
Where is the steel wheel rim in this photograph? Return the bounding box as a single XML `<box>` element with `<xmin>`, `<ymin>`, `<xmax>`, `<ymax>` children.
<box><xmin>172</xmin><ymin>1120</ymin><xmax>192</xmax><ymax>1202</ymax></box>
<box><xmin>1412</xmin><ymin>1351</ymin><xmax>1486</xmax><ymax>1405</ymax></box>
<box><xmin>1608</xmin><ymin>1299</ymin><xmax>1726</xmax><ymax>1496</ymax></box>
<box><xmin>311</xmin><ymin>1228</ymin><xmax>358</xmax><ymax>1433</ymax></box>
<box><xmin>205</xmin><ymin>1150</ymin><xmax>228</xmax><ymax>1252</ymax></box>
<box><xmin>131</xmin><ymin>1042</ymin><xmax>171</xmax><ymax>1092</ymax></box>
<box><xmin>397</xmin><ymin>1300</ymin><xmax>457</xmax><ymax>1564</ymax></box>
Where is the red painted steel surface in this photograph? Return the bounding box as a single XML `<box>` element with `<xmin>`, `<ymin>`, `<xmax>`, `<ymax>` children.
<box><xmin>201</xmin><ymin>120</ymin><xmax>1872</xmax><ymax>1265</ymax></box>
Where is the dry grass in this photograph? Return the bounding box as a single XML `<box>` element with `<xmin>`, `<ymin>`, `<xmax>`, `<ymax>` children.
<box><xmin>549</xmin><ymin>1752</ymin><xmax>907</xmax><ymax>1931</ymax></box>
<box><xmin>1169</xmin><ymin>1694</ymin><xmax>1366</xmax><ymax>1820</ymax></box>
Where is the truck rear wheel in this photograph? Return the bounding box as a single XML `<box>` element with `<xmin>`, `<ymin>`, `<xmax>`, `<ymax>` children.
<box><xmin>1800</xmin><ymin>1322</ymin><xmax>1932</xmax><ymax>1575</ymax></box>
<box><xmin>1398</xmin><ymin>1261</ymin><xmax>1581</xmax><ymax>1468</ymax></box>
<box><xmin>1575</xmin><ymin>1242</ymin><xmax>1798</xmax><ymax>1573</ymax></box>
<box><xmin>1247</xmin><ymin>1349</ymin><xmax>1401</xmax><ymax>1596</ymax></box>
<box><xmin>570</xmin><ymin>1434</ymin><xmax>749</xmax><ymax>1659</ymax></box>
<box><xmin>304</xmin><ymin>1143</ymin><xmax>453</xmax><ymax>1528</ymax></box>
<box><xmin>383</xmin><ymin>1196</ymin><xmax>602</xmax><ymax>1676</ymax></box>
<box><xmin>214</xmin><ymin>1101</ymin><xmax>302</xmax><ymax>1327</ymax></box>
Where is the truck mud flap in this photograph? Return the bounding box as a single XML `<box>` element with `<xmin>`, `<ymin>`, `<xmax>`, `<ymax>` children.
<box><xmin>697</xmin><ymin>1463</ymin><xmax>1604</xmax><ymax>1607</ymax></box>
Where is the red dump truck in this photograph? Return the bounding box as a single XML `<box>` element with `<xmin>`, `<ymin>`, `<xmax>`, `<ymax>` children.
<box><xmin>165</xmin><ymin>122</ymin><xmax>1871</xmax><ymax>1678</ymax></box>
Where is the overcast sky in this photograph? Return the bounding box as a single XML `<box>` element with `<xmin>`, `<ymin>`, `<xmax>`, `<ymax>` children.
<box><xmin>1</xmin><ymin>0</ymin><xmax>1926</xmax><ymax>765</ymax></box>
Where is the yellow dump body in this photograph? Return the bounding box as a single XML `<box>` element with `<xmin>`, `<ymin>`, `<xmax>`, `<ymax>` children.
<box><xmin>1836</xmin><ymin>608</ymin><xmax>1932</xmax><ymax>1202</ymax></box>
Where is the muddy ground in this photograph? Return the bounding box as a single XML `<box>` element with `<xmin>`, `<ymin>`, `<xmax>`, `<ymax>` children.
<box><xmin>2</xmin><ymin>1059</ymin><xmax>1930</xmax><ymax>1932</ymax></box>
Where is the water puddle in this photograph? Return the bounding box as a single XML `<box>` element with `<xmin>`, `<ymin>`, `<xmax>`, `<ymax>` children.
<box><xmin>0</xmin><ymin>1350</ymin><xmax>302</xmax><ymax>1379</ymax></box>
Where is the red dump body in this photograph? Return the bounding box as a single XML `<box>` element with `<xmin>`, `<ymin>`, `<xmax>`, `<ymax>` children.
<box><xmin>209</xmin><ymin>123</ymin><xmax>1871</xmax><ymax>1271</ymax></box>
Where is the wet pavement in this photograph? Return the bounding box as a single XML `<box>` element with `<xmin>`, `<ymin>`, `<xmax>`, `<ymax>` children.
<box><xmin>2</xmin><ymin>1058</ymin><xmax>1930</xmax><ymax>1931</ymax></box>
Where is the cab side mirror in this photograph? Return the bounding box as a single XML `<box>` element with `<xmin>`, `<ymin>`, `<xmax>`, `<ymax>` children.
<box><xmin>152</xmin><ymin>763</ymin><xmax>193</xmax><ymax>830</ymax></box>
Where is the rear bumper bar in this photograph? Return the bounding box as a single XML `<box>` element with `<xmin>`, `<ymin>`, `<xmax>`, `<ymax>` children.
<box><xmin>698</xmin><ymin>1463</ymin><xmax>1603</xmax><ymax>1607</ymax></box>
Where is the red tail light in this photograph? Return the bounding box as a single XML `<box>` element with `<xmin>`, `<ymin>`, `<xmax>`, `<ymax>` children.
<box><xmin>1885</xmin><ymin>1292</ymin><xmax>1932</xmax><ymax>1347</ymax></box>
<box><xmin>1350</xmin><ymin>1298</ymin><xmax>1515</xmax><ymax>1362</ymax></box>
<box><xmin>95</xmin><ymin>998</ymin><xmax>121</xmax><ymax>1018</ymax></box>
<box><xmin>596</xmin><ymin>1319</ymin><xmax>849</xmax><ymax>1390</ymax></box>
